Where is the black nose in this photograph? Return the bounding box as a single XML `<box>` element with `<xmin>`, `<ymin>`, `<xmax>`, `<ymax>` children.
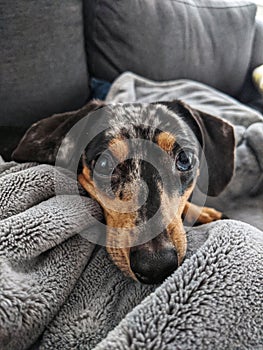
<box><xmin>130</xmin><ymin>248</ymin><xmax>178</xmax><ymax>284</ymax></box>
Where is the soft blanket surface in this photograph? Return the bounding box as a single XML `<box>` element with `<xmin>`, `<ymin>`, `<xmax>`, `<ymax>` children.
<box><xmin>1</xmin><ymin>75</ymin><xmax>263</xmax><ymax>349</ymax></box>
<box><xmin>0</xmin><ymin>162</ymin><xmax>262</xmax><ymax>350</ymax></box>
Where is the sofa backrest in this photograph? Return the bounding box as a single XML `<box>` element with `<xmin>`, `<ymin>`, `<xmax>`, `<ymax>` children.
<box><xmin>1</xmin><ymin>0</ymin><xmax>89</xmax><ymax>128</ymax></box>
<box><xmin>85</xmin><ymin>0</ymin><xmax>258</xmax><ymax>97</ymax></box>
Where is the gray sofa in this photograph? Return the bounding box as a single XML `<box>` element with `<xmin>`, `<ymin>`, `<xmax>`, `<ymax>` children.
<box><xmin>1</xmin><ymin>0</ymin><xmax>263</xmax><ymax>159</ymax></box>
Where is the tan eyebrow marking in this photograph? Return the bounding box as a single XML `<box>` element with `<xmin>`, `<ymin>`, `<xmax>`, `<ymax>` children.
<box><xmin>156</xmin><ymin>132</ymin><xmax>176</xmax><ymax>152</ymax></box>
<box><xmin>108</xmin><ymin>136</ymin><xmax>129</xmax><ymax>162</ymax></box>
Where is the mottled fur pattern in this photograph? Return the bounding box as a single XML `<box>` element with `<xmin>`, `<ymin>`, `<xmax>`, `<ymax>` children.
<box><xmin>13</xmin><ymin>100</ymin><xmax>235</xmax><ymax>284</ymax></box>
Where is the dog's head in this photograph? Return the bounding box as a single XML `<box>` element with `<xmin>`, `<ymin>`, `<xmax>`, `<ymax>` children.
<box><xmin>13</xmin><ymin>100</ymin><xmax>235</xmax><ymax>284</ymax></box>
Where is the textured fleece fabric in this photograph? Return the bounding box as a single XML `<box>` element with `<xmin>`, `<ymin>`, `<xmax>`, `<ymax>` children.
<box><xmin>0</xmin><ymin>162</ymin><xmax>262</xmax><ymax>350</ymax></box>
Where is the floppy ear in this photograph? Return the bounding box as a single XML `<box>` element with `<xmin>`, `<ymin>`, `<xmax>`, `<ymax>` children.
<box><xmin>12</xmin><ymin>100</ymin><xmax>105</xmax><ymax>165</ymax></box>
<box><xmin>158</xmin><ymin>100</ymin><xmax>235</xmax><ymax>197</ymax></box>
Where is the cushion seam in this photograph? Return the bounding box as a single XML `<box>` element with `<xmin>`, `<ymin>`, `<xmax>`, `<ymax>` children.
<box><xmin>166</xmin><ymin>0</ymin><xmax>256</xmax><ymax>10</ymax></box>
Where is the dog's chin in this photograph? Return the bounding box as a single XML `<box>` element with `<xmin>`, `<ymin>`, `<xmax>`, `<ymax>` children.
<box><xmin>133</xmin><ymin>269</ymin><xmax>175</xmax><ymax>285</ymax></box>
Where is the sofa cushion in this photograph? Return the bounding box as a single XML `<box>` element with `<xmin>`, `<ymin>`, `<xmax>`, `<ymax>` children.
<box><xmin>1</xmin><ymin>0</ymin><xmax>89</xmax><ymax>128</ymax></box>
<box><xmin>85</xmin><ymin>0</ymin><xmax>257</xmax><ymax>97</ymax></box>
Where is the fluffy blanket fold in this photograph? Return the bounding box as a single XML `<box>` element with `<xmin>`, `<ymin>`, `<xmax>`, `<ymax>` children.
<box><xmin>0</xmin><ymin>162</ymin><xmax>262</xmax><ymax>350</ymax></box>
<box><xmin>0</xmin><ymin>163</ymin><xmax>262</xmax><ymax>350</ymax></box>
<box><xmin>1</xmin><ymin>75</ymin><xmax>263</xmax><ymax>349</ymax></box>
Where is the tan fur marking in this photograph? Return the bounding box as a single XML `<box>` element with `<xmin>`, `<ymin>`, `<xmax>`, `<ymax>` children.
<box><xmin>183</xmin><ymin>202</ymin><xmax>223</xmax><ymax>224</ymax></box>
<box><xmin>105</xmin><ymin>210</ymin><xmax>137</xmax><ymax>229</ymax></box>
<box><xmin>106</xmin><ymin>246</ymin><xmax>135</xmax><ymax>279</ymax></box>
<box><xmin>167</xmin><ymin>219</ymin><xmax>187</xmax><ymax>264</ymax></box>
<box><xmin>104</xmin><ymin>198</ymin><xmax>138</xmax><ymax>279</ymax></box>
<box><xmin>79</xmin><ymin>163</ymin><xmax>136</xmax><ymax>279</ymax></box>
<box><xmin>78</xmin><ymin>166</ymin><xmax>97</xmax><ymax>199</ymax></box>
<box><xmin>108</xmin><ymin>137</ymin><xmax>129</xmax><ymax>162</ymax></box>
<box><xmin>161</xmin><ymin>185</ymin><xmax>194</xmax><ymax>264</ymax></box>
<box><xmin>157</xmin><ymin>132</ymin><xmax>176</xmax><ymax>152</ymax></box>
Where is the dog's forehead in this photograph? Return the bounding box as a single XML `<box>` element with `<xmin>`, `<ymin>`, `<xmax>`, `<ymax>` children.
<box><xmin>106</xmin><ymin>103</ymin><xmax>194</xmax><ymax>139</ymax></box>
<box><xmin>85</xmin><ymin>103</ymin><xmax>199</xmax><ymax>162</ymax></box>
<box><xmin>104</xmin><ymin>103</ymin><xmax>198</xmax><ymax>146</ymax></box>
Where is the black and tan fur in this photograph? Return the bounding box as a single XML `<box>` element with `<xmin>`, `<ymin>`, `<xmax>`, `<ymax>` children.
<box><xmin>12</xmin><ymin>100</ymin><xmax>235</xmax><ymax>284</ymax></box>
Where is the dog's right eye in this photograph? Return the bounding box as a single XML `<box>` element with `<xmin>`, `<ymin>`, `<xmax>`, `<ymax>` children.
<box><xmin>94</xmin><ymin>154</ymin><xmax>114</xmax><ymax>176</ymax></box>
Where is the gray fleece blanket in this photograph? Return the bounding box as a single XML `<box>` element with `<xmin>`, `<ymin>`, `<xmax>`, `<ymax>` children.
<box><xmin>1</xmin><ymin>75</ymin><xmax>263</xmax><ymax>350</ymax></box>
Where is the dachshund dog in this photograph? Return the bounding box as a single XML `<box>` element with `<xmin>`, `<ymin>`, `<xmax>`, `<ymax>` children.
<box><xmin>12</xmin><ymin>100</ymin><xmax>235</xmax><ymax>284</ymax></box>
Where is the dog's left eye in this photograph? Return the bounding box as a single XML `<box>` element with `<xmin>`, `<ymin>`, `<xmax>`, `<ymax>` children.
<box><xmin>94</xmin><ymin>154</ymin><xmax>114</xmax><ymax>176</ymax></box>
<box><xmin>176</xmin><ymin>150</ymin><xmax>195</xmax><ymax>172</ymax></box>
